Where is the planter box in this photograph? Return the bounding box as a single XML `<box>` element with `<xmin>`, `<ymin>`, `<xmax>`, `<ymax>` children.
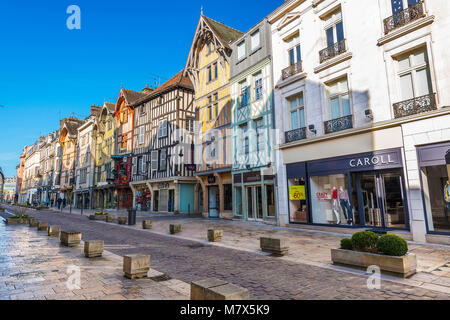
<box><xmin>260</xmin><ymin>237</ymin><xmax>288</xmax><ymax>256</ymax></box>
<box><xmin>142</xmin><ymin>220</ymin><xmax>153</xmax><ymax>229</ymax></box>
<box><xmin>84</xmin><ymin>240</ymin><xmax>104</xmax><ymax>258</ymax></box>
<box><xmin>117</xmin><ymin>217</ymin><xmax>127</xmax><ymax>225</ymax></box>
<box><xmin>191</xmin><ymin>278</ymin><xmax>249</xmax><ymax>300</ymax></box>
<box><xmin>60</xmin><ymin>231</ymin><xmax>82</xmax><ymax>247</ymax></box>
<box><xmin>330</xmin><ymin>248</ymin><xmax>417</xmax><ymax>278</ymax></box>
<box><xmin>207</xmin><ymin>229</ymin><xmax>223</xmax><ymax>242</ymax></box>
<box><xmin>29</xmin><ymin>219</ymin><xmax>38</xmax><ymax>227</ymax></box>
<box><xmin>106</xmin><ymin>215</ymin><xmax>115</xmax><ymax>223</ymax></box>
<box><xmin>170</xmin><ymin>224</ymin><xmax>182</xmax><ymax>234</ymax></box>
<box><xmin>37</xmin><ymin>221</ymin><xmax>49</xmax><ymax>231</ymax></box>
<box><xmin>48</xmin><ymin>226</ymin><xmax>61</xmax><ymax>237</ymax></box>
<box><xmin>5</xmin><ymin>218</ymin><xmax>20</xmax><ymax>225</ymax></box>
<box><xmin>123</xmin><ymin>255</ymin><xmax>150</xmax><ymax>279</ymax></box>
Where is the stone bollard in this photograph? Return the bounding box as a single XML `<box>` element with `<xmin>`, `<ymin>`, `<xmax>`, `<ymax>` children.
<box><xmin>117</xmin><ymin>217</ymin><xmax>127</xmax><ymax>225</ymax></box>
<box><xmin>29</xmin><ymin>218</ymin><xmax>38</xmax><ymax>227</ymax></box>
<box><xmin>48</xmin><ymin>225</ymin><xmax>61</xmax><ymax>237</ymax></box>
<box><xmin>170</xmin><ymin>224</ymin><xmax>182</xmax><ymax>234</ymax></box>
<box><xmin>84</xmin><ymin>240</ymin><xmax>104</xmax><ymax>258</ymax></box>
<box><xmin>207</xmin><ymin>229</ymin><xmax>223</xmax><ymax>242</ymax></box>
<box><xmin>60</xmin><ymin>231</ymin><xmax>82</xmax><ymax>247</ymax></box>
<box><xmin>37</xmin><ymin>221</ymin><xmax>49</xmax><ymax>231</ymax></box>
<box><xmin>106</xmin><ymin>215</ymin><xmax>115</xmax><ymax>223</ymax></box>
<box><xmin>191</xmin><ymin>278</ymin><xmax>250</xmax><ymax>300</ymax></box>
<box><xmin>260</xmin><ymin>237</ymin><xmax>288</xmax><ymax>256</ymax></box>
<box><xmin>123</xmin><ymin>255</ymin><xmax>150</xmax><ymax>279</ymax></box>
<box><xmin>142</xmin><ymin>220</ymin><xmax>153</xmax><ymax>229</ymax></box>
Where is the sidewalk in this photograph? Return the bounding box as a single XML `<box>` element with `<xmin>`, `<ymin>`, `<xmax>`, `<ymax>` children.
<box><xmin>0</xmin><ymin>215</ymin><xmax>190</xmax><ymax>300</ymax></box>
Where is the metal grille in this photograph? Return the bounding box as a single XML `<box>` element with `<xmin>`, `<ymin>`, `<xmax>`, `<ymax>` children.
<box><xmin>324</xmin><ymin>115</ymin><xmax>353</xmax><ymax>134</ymax></box>
<box><xmin>319</xmin><ymin>39</ymin><xmax>347</xmax><ymax>64</ymax></box>
<box><xmin>393</xmin><ymin>93</ymin><xmax>436</xmax><ymax>119</ymax></box>
<box><xmin>384</xmin><ymin>1</ymin><xmax>425</xmax><ymax>34</ymax></box>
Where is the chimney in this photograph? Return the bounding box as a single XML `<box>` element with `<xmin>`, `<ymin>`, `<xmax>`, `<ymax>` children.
<box><xmin>90</xmin><ymin>104</ymin><xmax>101</xmax><ymax>116</ymax></box>
<box><xmin>142</xmin><ymin>84</ymin><xmax>154</xmax><ymax>94</ymax></box>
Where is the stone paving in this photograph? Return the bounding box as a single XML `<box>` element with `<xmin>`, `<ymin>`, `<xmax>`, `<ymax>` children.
<box><xmin>2</xmin><ymin>205</ymin><xmax>449</xmax><ymax>300</ymax></box>
<box><xmin>0</xmin><ymin>215</ymin><xmax>190</xmax><ymax>300</ymax></box>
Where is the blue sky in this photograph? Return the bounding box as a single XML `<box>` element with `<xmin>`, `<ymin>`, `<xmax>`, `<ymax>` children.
<box><xmin>0</xmin><ymin>0</ymin><xmax>282</xmax><ymax>177</ymax></box>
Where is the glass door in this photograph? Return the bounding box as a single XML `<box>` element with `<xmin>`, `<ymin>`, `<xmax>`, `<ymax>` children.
<box><xmin>360</xmin><ymin>174</ymin><xmax>383</xmax><ymax>227</ymax></box>
<box><xmin>246</xmin><ymin>186</ymin><xmax>263</xmax><ymax>221</ymax></box>
<box><xmin>380</xmin><ymin>172</ymin><xmax>406</xmax><ymax>228</ymax></box>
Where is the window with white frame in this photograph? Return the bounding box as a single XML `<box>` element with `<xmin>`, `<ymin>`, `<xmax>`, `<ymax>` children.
<box><xmin>240</xmin><ymin>81</ymin><xmax>249</xmax><ymax>107</ymax></box>
<box><xmin>397</xmin><ymin>48</ymin><xmax>432</xmax><ymax>102</ymax></box>
<box><xmin>138</xmin><ymin>126</ymin><xmax>145</xmax><ymax>145</ymax></box>
<box><xmin>324</xmin><ymin>9</ymin><xmax>344</xmax><ymax>47</ymax></box>
<box><xmin>240</xmin><ymin>123</ymin><xmax>249</xmax><ymax>155</ymax></box>
<box><xmin>186</xmin><ymin>117</ymin><xmax>194</xmax><ymax>133</ymax></box>
<box><xmin>255</xmin><ymin>118</ymin><xmax>265</xmax><ymax>152</ymax></box>
<box><xmin>254</xmin><ymin>73</ymin><xmax>263</xmax><ymax>101</ymax></box>
<box><xmin>158</xmin><ymin>120</ymin><xmax>168</xmax><ymax>138</ymax></box>
<box><xmin>289</xmin><ymin>94</ymin><xmax>306</xmax><ymax>130</ymax></box>
<box><xmin>287</xmin><ymin>35</ymin><xmax>301</xmax><ymax>66</ymax></box>
<box><xmin>159</xmin><ymin>149</ymin><xmax>167</xmax><ymax>171</ymax></box>
<box><xmin>138</xmin><ymin>156</ymin><xmax>143</xmax><ymax>174</ymax></box>
<box><xmin>151</xmin><ymin>150</ymin><xmax>158</xmax><ymax>171</ymax></box>
<box><xmin>237</xmin><ymin>41</ymin><xmax>245</xmax><ymax>60</ymax></box>
<box><xmin>251</xmin><ymin>29</ymin><xmax>260</xmax><ymax>51</ymax></box>
<box><xmin>327</xmin><ymin>77</ymin><xmax>351</xmax><ymax>120</ymax></box>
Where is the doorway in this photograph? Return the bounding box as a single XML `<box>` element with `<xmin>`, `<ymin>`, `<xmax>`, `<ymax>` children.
<box><xmin>208</xmin><ymin>186</ymin><xmax>219</xmax><ymax>218</ymax></box>
<box><xmin>154</xmin><ymin>191</ymin><xmax>159</xmax><ymax>212</ymax></box>
<box><xmin>246</xmin><ymin>186</ymin><xmax>263</xmax><ymax>221</ymax></box>
<box><xmin>353</xmin><ymin>169</ymin><xmax>407</xmax><ymax>229</ymax></box>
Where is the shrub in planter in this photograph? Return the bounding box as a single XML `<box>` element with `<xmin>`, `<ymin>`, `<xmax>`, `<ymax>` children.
<box><xmin>351</xmin><ymin>231</ymin><xmax>379</xmax><ymax>252</ymax></box>
<box><xmin>340</xmin><ymin>238</ymin><xmax>353</xmax><ymax>250</ymax></box>
<box><xmin>377</xmin><ymin>234</ymin><xmax>408</xmax><ymax>256</ymax></box>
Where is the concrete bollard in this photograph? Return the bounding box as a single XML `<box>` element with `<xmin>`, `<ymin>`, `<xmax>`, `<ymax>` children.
<box><xmin>191</xmin><ymin>278</ymin><xmax>250</xmax><ymax>300</ymax></box>
<box><xmin>260</xmin><ymin>237</ymin><xmax>288</xmax><ymax>256</ymax></box>
<box><xmin>207</xmin><ymin>229</ymin><xmax>223</xmax><ymax>242</ymax></box>
<box><xmin>142</xmin><ymin>220</ymin><xmax>153</xmax><ymax>229</ymax></box>
<box><xmin>48</xmin><ymin>225</ymin><xmax>61</xmax><ymax>237</ymax></box>
<box><xmin>106</xmin><ymin>215</ymin><xmax>115</xmax><ymax>223</ymax></box>
<box><xmin>29</xmin><ymin>218</ymin><xmax>38</xmax><ymax>227</ymax></box>
<box><xmin>84</xmin><ymin>240</ymin><xmax>104</xmax><ymax>258</ymax></box>
<box><xmin>170</xmin><ymin>224</ymin><xmax>182</xmax><ymax>234</ymax></box>
<box><xmin>60</xmin><ymin>231</ymin><xmax>82</xmax><ymax>247</ymax></box>
<box><xmin>117</xmin><ymin>217</ymin><xmax>127</xmax><ymax>225</ymax></box>
<box><xmin>37</xmin><ymin>221</ymin><xmax>49</xmax><ymax>231</ymax></box>
<box><xmin>123</xmin><ymin>255</ymin><xmax>150</xmax><ymax>279</ymax></box>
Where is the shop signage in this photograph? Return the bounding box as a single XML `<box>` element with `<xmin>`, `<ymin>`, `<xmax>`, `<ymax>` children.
<box><xmin>289</xmin><ymin>186</ymin><xmax>306</xmax><ymax>201</ymax></box>
<box><xmin>233</xmin><ymin>174</ymin><xmax>242</xmax><ymax>184</ymax></box>
<box><xmin>185</xmin><ymin>164</ymin><xmax>197</xmax><ymax>171</ymax></box>
<box><xmin>158</xmin><ymin>183</ymin><xmax>169</xmax><ymax>189</ymax></box>
<box><xmin>349</xmin><ymin>154</ymin><xmax>396</xmax><ymax>168</ymax></box>
<box><xmin>316</xmin><ymin>192</ymin><xmax>330</xmax><ymax>202</ymax></box>
<box><xmin>208</xmin><ymin>176</ymin><xmax>216</xmax><ymax>184</ymax></box>
<box><xmin>243</xmin><ymin>172</ymin><xmax>261</xmax><ymax>183</ymax></box>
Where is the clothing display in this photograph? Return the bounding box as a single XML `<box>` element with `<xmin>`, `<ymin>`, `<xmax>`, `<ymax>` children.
<box><xmin>340</xmin><ymin>199</ymin><xmax>352</xmax><ymax>221</ymax></box>
<box><xmin>338</xmin><ymin>189</ymin><xmax>349</xmax><ymax>201</ymax></box>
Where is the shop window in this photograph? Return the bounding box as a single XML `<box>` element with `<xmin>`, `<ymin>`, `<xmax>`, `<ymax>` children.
<box><xmin>224</xmin><ymin>184</ymin><xmax>232</xmax><ymax>211</ymax></box>
<box><xmin>421</xmin><ymin>165</ymin><xmax>450</xmax><ymax>233</ymax></box>
<box><xmin>309</xmin><ymin>174</ymin><xmax>354</xmax><ymax>225</ymax></box>
<box><xmin>288</xmin><ymin>178</ymin><xmax>308</xmax><ymax>223</ymax></box>
<box><xmin>235</xmin><ymin>187</ymin><xmax>243</xmax><ymax>216</ymax></box>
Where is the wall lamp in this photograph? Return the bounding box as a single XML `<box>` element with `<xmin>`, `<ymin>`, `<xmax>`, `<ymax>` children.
<box><xmin>308</xmin><ymin>125</ymin><xmax>317</xmax><ymax>135</ymax></box>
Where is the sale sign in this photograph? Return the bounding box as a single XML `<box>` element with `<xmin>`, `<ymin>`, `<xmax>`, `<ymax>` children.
<box><xmin>289</xmin><ymin>185</ymin><xmax>306</xmax><ymax>200</ymax></box>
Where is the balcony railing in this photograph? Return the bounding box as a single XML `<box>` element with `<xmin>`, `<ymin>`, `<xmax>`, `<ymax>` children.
<box><xmin>285</xmin><ymin>127</ymin><xmax>307</xmax><ymax>143</ymax></box>
<box><xmin>282</xmin><ymin>61</ymin><xmax>303</xmax><ymax>80</ymax></box>
<box><xmin>393</xmin><ymin>93</ymin><xmax>436</xmax><ymax>119</ymax></box>
<box><xmin>383</xmin><ymin>1</ymin><xmax>425</xmax><ymax>34</ymax></box>
<box><xmin>319</xmin><ymin>39</ymin><xmax>347</xmax><ymax>64</ymax></box>
<box><xmin>324</xmin><ymin>115</ymin><xmax>353</xmax><ymax>134</ymax></box>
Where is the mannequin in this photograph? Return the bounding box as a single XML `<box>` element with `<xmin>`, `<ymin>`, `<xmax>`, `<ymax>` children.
<box><xmin>338</xmin><ymin>186</ymin><xmax>353</xmax><ymax>225</ymax></box>
<box><xmin>445</xmin><ymin>150</ymin><xmax>450</xmax><ymax>213</ymax></box>
<box><xmin>332</xmin><ymin>186</ymin><xmax>340</xmax><ymax>224</ymax></box>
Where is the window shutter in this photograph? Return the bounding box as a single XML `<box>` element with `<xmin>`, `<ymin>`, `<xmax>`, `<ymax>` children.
<box><xmin>142</xmin><ymin>154</ymin><xmax>147</xmax><ymax>173</ymax></box>
<box><xmin>151</xmin><ymin>151</ymin><xmax>158</xmax><ymax>171</ymax></box>
<box><xmin>132</xmin><ymin>156</ymin><xmax>137</xmax><ymax>175</ymax></box>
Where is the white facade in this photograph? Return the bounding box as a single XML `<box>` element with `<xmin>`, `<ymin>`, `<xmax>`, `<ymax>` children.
<box><xmin>269</xmin><ymin>0</ymin><xmax>450</xmax><ymax>242</ymax></box>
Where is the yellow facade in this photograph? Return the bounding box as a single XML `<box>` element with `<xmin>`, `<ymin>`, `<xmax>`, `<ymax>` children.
<box><xmin>94</xmin><ymin>104</ymin><xmax>116</xmax><ymax>184</ymax></box>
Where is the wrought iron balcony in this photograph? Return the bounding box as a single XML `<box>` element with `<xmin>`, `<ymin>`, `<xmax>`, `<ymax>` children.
<box><xmin>319</xmin><ymin>39</ymin><xmax>347</xmax><ymax>64</ymax></box>
<box><xmin>393</xmin><ymin>93</ymin><xmax>436</xmax><ymax>119</ymax></box>
<box><xmin>324</xmin><ymin>115</ymin><xmax>353</xmax><ymax>134</ymax></box>
<box><xmin>384</xmin><ymin>1</ymin><xmax>425</xmax><ymax>34</ymax></box>
<box><xmin>282</xmin><ymin>61</ymin><xmax>303</xmax><ymax>80</ymax></box>
<box><xmin>285</xmin><ymin>127</ymin><xmax>307</xmax><ymax>143</ymax></box>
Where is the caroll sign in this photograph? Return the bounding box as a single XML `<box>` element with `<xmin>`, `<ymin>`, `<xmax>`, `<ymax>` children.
<box><xmin>349</xmin><ymin>154</ymin><xmax>396</xmax><ymax>168</ymax></box>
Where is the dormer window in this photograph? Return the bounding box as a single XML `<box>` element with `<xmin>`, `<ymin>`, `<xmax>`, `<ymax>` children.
<box><xmin>251</xmin><ymin>30</ymin><xmax>260</xmax><ymax>51</ymax></box>
<box><xmin>237</xmin><ymin>41</ymin><xmax>246</xmax><ymax>60</ymax></box>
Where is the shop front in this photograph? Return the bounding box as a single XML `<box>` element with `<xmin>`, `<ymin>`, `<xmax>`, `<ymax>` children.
<box><xmin>417</xmin><ymin>142</ymin><xmax>450</xmax><ymax>235</ymax></box>
<box><xmin>196</xmin><ymin>172</ymin><xmax>233</xmax><ymax>219</ymax></box>
<box><xmin>233</xmin><ymin>169</ymin><xmax>276</xmax><ymax>223</ymax></box>
<box><xmin>287</xmin><ymin>148</ymin><xmax>409</xmax><ymax>230</ymax></box>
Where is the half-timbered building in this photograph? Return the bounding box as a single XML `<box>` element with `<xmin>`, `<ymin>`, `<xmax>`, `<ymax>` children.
<box><xmin>92</xmin><ymin>102</ymin><xmax>117</xmax><ymax>209</ymax></box>
<box><xmin>230</xmin><ymin>18</ymin><xmax>277</xmax><ymax>223</ymax></box>
<box><xmin>185</xmin><ymin>14</ymin><xmax>243</xmax><ymax>219</ymax></box>
<box><xmin>113</xmin><ymin>88</ymin><xmax>149</xmax><ymax>209</ymax></box>
<box><xmin>129</xmin><ymin>71</ymin><xmax>196</xmax><ymax>213</ymax></box>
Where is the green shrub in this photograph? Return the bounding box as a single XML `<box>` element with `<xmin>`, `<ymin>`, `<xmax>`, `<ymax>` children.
<box><xmin>351</xmin><ymin>231</ymin><xmax>379</xmax><ymax>252</ymax></box>
<box><xmin>340</xmin><ymin>238</ymin><xmax>353</xmax><ymax>250</ymax></box>
<box><xmin>377</xmin><ymin>234</ymin><xmax>408</xmax><ymax>256</ymax></box>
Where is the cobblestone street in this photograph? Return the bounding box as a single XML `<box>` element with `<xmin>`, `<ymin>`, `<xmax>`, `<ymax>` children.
<box><xmin>1</xmin><ymin>206</ymin><xmax>449</xmax><ymax>300</ymax></box>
